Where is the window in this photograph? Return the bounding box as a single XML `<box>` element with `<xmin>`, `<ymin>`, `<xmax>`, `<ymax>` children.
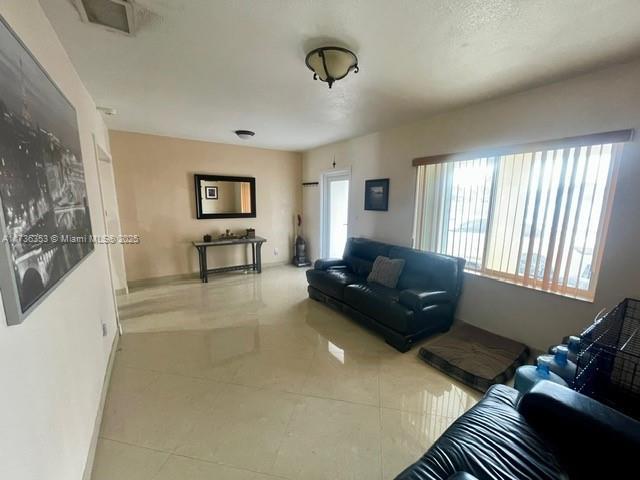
<box><xmin>413</xmin><ymin>130</ymin><xmax>632</xmax><ymax>301</ymax></box>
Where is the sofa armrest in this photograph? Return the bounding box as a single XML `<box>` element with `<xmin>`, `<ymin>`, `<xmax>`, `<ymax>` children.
<box><xmin>398</xmin><ymin>289</ymin><xmax>452</xmax><ymax>310</ymax></box>
<box><xmin>313</xmin><ymin>258</ymin><xmax>347</xmax><ymax>270</ymax></box>
<box><xmin>518</xmin><ymin>380</ymin><xmax>640</xmax><ymax>478</ymax></box>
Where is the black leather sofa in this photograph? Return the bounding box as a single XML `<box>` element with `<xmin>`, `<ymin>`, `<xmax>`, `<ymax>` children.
<box><xmin>306</xmin><ymin>237</ymin><xmax>465</xmax><ymax>352</ymax></box>
<box><xmin>395</xmin><ymin>381</ymin><xmax>640</xmax><ymax>480</ymax></box>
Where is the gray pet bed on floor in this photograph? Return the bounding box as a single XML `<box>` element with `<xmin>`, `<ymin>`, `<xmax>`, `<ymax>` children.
<box><xmin>418</xmin><ymin>324</ymin><xmax>529</xmax><ymax>392</ymax></box>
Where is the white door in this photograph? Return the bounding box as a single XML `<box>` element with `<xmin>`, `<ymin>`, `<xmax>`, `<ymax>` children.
<box><xmin>96</xmin><ymin>152</ymin><xmax>128</xmax><ymax>293</ymax></box>
<box><xmin>322</xmin><ymin>171</ymin><xmax>350</xmax><ymax>258</ymax></box>
<box><xmin>93</xmin><ymin>139</ymin><xmax>128</xmax><ymax>337</ymax></box>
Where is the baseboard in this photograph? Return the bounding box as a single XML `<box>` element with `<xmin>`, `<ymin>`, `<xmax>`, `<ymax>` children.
<box><xmin>263</xmin><ymin>260</ymin><xmax>291</xmax><ymax>268</ymax></box>
<box><xmin>82</xmin><ymin>332</ymin><xmax>120</xmax><ymax>480</ymax></box>
<box><xmin>127</xmin><ymin>261</ymin><xmax>295</xmax><ymax>290</ymax></box>
<box><xmin>127</xmin><ymin>272</ymin><xmax>199</xmax><ymax>290</ymax></box>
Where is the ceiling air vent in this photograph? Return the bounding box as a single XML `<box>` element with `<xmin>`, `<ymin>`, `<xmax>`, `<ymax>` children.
<box><xmin>73</xmin><ymin>0</ymin><xmax>136</xmax><ymax>35</ymax></box>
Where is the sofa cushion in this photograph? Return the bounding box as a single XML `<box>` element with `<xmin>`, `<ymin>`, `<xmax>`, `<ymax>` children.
<box><xmin>343</xmin><ymin>283</ymin><xmax>416</xmax><ymax>334</ymax></box>
<box><xmin>306</xmin><ymin>269</ymin><xmax>363</xmax><ymax>301</ymax></box>
<box><xmin>343</xmin><ymin>255</ymin><xmax>374</xmax><ymax>276</ymax></box>
<box><xmin>344</xmin><ymin>238</ymin><xmax>392</xmax><ymax>276</ymax></box>
<box><xmin>313</xmin><ymin>258</ymin><xmax>347</xmax><ymax>271</ymax></box>
<box><xmin>390</xmin><ymin>246</ymin><xmax>464</xmax><ymax>296</ymax></box>
<box><xmin>518</xmin><ymin>381</ymin><xmax>640</xmax><ymax>480</ymax></box>
<box><xmin>367</xmin><ymin>256</ymin><xmax>405</xmax><ymax>288</ymax></box>
<box><xmin>394</xmin><ymin>384</ymin><xmax>567</xmax><ymax>479</ymax></box>
<box><xmin>398</xmin><ymin>289</ymin><xmax>451</xmax><ymax>311</ymax></box>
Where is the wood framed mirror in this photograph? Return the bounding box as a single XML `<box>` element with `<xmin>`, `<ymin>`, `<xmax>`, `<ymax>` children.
<box><xmin>194</xmin><ymin>174</ymin><xmax>256</xmax><ymax>219</ymax></box>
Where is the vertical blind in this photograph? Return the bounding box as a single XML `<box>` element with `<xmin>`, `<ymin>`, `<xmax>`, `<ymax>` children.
<box><xmin>413</xmin><ymin>131</ymin><xmax>632</xmax><ymax>300</ymax></box>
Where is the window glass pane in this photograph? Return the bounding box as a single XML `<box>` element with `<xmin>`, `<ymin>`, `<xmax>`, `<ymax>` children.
<box><xmin>422</xmin><ymin>159</ymin><xmax>494</xmax><ymax>270</ymax></box>
<box><xmin>414</xmin><ymin>140</ymin><xmax>619</xmax><ymax>300</ymax></box>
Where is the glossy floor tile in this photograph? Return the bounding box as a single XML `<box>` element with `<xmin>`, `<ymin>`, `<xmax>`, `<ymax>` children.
<box><xmin>101</xmin><ymin>368</ymin><xmax>223</xmax><ymax>452</ymax></box>
<box><xmin>94</xmin><ymin>266</ymin><xmax>480</xmax><ymax>480</ymax></box>
<box><xmin>153</xmin><ymin>455</ymin><xmax>282</xmax><ymax>480</ymax></box>
<box><xmin>380</xmin><ymin>408</ymin><xmax>443</xmax><ymax>479</ymax></box>
<box><xmin>92</xmin><ymin>439</ymin><xmax>169</xmax><ymax>480</ymax></box>
<box><xmin>271</xmin><ymin>395</ymin><xmax>381</xmax><ymax>480</ymax></box>
<box><xmin>174</xmin><ymin>384</ymin><xmax>300</xmax><ymax>472</ymax></box>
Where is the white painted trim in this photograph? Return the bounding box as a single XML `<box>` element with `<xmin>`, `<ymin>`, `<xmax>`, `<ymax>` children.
<box><xmin>319</xmin><ymin>169</ymin><xmax>351</xmax><ymax>258</ymax></box>
<box><xmin>93</xmin><ymin>136</ymin><xmax>126</xmax><ymax>335</ymax></box>
<box><xmin>81</xmin><ymin>332</ymin><xmax>119</xmax><ymax>480</ymax></box>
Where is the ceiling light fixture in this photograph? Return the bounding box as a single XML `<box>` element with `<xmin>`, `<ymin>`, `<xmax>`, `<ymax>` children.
<box><xmin>305</xmin><ymin>46</ymin><xmax>359</xmax><ymax>88</ymax></box>
<box><xmin>235</xmin><ymin>130</ymin><xmax>255</xmax><ymax>140</ymax></box>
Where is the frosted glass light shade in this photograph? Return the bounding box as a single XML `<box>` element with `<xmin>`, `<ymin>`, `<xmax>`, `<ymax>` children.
<box><xmin>305</xmin><ymin>47</ymin><xmax>359</xmax><ymax>88</ymax></box>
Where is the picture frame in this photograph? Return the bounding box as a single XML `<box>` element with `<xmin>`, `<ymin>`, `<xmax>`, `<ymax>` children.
<box><xmin>0</xmin><ymin>16</ymin><xmax>94</xmax><ymax>325</ymax></box>
<box><xmin>194</xmin><ymin>174</ymin><xmax>257</xmax><ymax>219</ymax></box>
<box><xmin>364</xmin><ymin>178</ymin><xmax>389</xmax><ymax>211</ymax></box>
<box><xmin>204</xmin><ymin>186</ymin><xmax>218</xmax><ymax>199</ymax></box>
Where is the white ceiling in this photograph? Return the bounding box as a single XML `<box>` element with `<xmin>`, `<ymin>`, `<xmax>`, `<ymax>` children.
<box><xmin>40</xmin><ymin>0</ymin><xmax>640</xmax><ymax>151</ymax></box>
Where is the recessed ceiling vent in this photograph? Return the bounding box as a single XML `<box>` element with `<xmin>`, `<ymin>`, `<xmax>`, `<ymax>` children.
<box><xmin>73</xmin><ymin>0</ymin><xmax>136</xmax><ymax>35</ymax></box>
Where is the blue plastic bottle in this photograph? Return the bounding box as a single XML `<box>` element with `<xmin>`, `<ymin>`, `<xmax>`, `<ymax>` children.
<box><xmin>537</xmin><ymin>345</ymin><xmax>577</xmax><ymax>386</ymax></box>
<box><xmin>567</xmin><ymin>336</ymin><xmax>581</xmax><ymax>363</ymax></box>
<box><xmin>514</xmin><ymin>358</ymin><xmax>568</xmax><ymax>394</ymax></box>
<box><xmin>551</xmin><ymin>336</ymin><xmax>581</xmax><ymax>363</ymax></box>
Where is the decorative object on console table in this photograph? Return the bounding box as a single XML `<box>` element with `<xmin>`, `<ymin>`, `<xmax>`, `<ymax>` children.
<box><xmin>245</xmin><ymin>228</ymin><xmax>255</xmax><ymax>239</ymax></box>
<box><xmin>292</xmin><ymin>214</ymin><xmax>311</xmax><ymax>267</ymax></box>
<box><xmin>364</xmin><ymin>178</ymin><xmax>389</xmax><ymax>211</ymax></box>
<box><xmin>203</xmin><ymin>234</ymin><xmax>212</xmax><ymax>242</ymax></box>
<box><xmin>0</xmin><ymin>18</ymin><xmax>94</xmax><ymax>326</ymax></box>
<box><xmin>219</xmin><ymin>229</ymin><xmax>240</xmax><ymax>240</ymax></box>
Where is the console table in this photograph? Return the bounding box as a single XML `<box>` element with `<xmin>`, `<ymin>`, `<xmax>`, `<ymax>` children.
<box><xmin>193</xmin><ymin>236</ymin><xmax>267</xmax><ymax>283</ymax></box>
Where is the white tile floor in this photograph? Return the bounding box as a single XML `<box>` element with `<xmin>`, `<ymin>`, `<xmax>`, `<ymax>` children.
<box><xmin>93</xmin><ymin>266</ymin><xmax>480</xmax><ymax>480</ymax></box>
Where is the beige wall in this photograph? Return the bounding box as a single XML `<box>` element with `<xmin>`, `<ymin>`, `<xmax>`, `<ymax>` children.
<box><xmin>303</xmin><ymin>60</ymin><xmax>640</xmax><ymax>351</ymax></box>
<box><xmin>0</xmin><ymin>1</ymin><xmax>118</xmax><ymax>479</ymax></box>
<box><xmin>109</xmin><ymin>131</ymin><xmax>302</xmax><ymax>282</ymax></box>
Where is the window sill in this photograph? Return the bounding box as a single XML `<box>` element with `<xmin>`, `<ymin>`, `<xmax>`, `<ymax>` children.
<box><xmin>463</xmin><ymin>268</ymin><xmax>595</xmax><ymax>304</ymax></box>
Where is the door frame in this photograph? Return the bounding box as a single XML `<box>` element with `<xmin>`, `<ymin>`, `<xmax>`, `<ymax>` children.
<box><xmin>93</xmin><ymin>135</ymin><xmax>125</xmax><ymax>335</ymax></box>
<box><xmin>320</xmin><ymin>169</ymin><xmax>351</xmax><ymax>259</ymax></box>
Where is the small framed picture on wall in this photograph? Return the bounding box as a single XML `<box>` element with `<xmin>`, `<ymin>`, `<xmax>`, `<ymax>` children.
<box><xmin>205</xmin><ymin>186</ymin><xmax>218</xmax><ymax>199</ymax></box>
<box><xmin>364</xmin><ymin>178</ymin><xmax>389</xmax><ymax>211</ymax></box>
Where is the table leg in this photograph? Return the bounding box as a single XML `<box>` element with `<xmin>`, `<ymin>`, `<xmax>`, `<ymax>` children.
<box><xmin>203</xmin><ymin>246</ymin><xmax>209</xmax><ymax>283</ymax></box>
<box><xmin>256</xmin><ymin>242</ymin><xmax>262</xmax><ymax>274</ymax></box>
<box><xmin>197</xmin><ymin>247</ymin><xmax>204</xmax><ymax>282</ymax></box>
<box><xmin>251</xmin><ymin>243</ymin><xmax>256</xmax><ymax>271</ymax></box>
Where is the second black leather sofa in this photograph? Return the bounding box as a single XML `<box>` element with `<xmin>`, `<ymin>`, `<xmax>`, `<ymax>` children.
<box><xmin>394</xmin><ymin>380</ymin><xmax>640</xmax><ymax>479</ymax></box>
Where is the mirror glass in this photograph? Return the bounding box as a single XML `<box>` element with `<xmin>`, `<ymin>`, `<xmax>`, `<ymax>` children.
<box><xmin>195</xmin><ymin>175</ymin><xmax>256</xmax><ymax>219</ymax></box>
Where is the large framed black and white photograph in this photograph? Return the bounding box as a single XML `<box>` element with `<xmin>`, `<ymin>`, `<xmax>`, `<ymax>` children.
<box><xmin>364</xmin><ymin>178</ymin><xmax>389</xmax><ymax>211</ymax></box>
<box><xmin>0</xmin><ymin>17</ymin><xmax>93</xmax><ymax>325</ymax></box>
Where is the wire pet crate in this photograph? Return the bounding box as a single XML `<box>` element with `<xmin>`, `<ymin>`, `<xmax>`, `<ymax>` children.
<box><xmin>574</xmin><ymin>298</ymin><xmax>640</xmax><ymax>419</ymax></box>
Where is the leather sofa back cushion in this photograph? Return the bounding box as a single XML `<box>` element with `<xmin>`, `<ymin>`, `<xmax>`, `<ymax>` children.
<box><xmin>343</xmin><ymin>255</ymin><xmax>373</xmax><ymax>276</ymax></box>
<box><xmin>390</xmin><ymin>246</ymin><xmax>462</xmax><ymax>294</ymax></box>
<box><xmin>344</xmin><ymin>238</ymin><xmax>391</xmax><ymax>276</ymax></box>
<box><xmin>367</xmin><ymin>256</ymin><xmax>405</xmax><ymax>289</ymax></box>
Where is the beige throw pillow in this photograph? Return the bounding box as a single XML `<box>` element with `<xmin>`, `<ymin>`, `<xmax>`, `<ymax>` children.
<box><xmin>367</xmin><ymin>256</ymin><xmax>405</xmax><ymax>289</ymax></box>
